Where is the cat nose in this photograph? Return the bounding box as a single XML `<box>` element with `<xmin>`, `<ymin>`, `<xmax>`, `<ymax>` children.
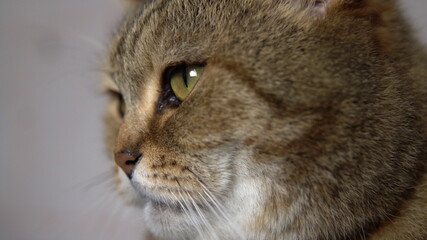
<box><xmin>115</xmin><ymin>151</ymin><xmax>142</xmax><ymax>178</ymax></box>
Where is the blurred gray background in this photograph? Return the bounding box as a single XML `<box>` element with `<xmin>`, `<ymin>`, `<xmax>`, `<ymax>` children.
<box><xmin>0</xmin><ymin>1</ymin><xmax>426</xmax><ymax>240</ymax></box>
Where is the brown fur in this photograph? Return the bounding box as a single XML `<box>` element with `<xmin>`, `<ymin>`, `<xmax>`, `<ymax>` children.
<box><xmin>104</xmin><ymin>0</ymin><xmax>427</xmax><ymax>239</ymax></box>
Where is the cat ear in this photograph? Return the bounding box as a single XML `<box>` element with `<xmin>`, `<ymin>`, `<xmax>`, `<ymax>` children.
<box><xmin>309</xmin><ymin>0</ymin><xmax>334</xmax><ymax>18</ymax></box>
<box><xmin>298</xmin><ymin>0</ymin><xmax>402</xmax><ymax>54</ymax></box>
<box><xmin>298</xmin><ymin>0</ymin><xmax>392</xmax><ymax>19</ymax></box>
<box><xmin>289</xmin><ymin>0</ymin><xmax>336</xmax><ymax>19</ymax></box>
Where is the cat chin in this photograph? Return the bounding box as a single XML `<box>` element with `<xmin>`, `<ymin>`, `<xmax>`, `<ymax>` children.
<box><xmin>133</xmin><ymin>151</ymin><xmax>263</xmax><ymax>240</ymax></box>
<box><xmin>142</xmin><ymin>200</ymin><xmax>202</xmax><ymax>240</ymax></box>
<box><xmin>117</xmin><ymin>176</ymin><xmax>201</xmax><ymax>239</ymax></box>
<box><xmin>140</xmin><ymin>178</ymin><xmax>264</xmax><ymax>240</ymax></box>
<box><xmin>117</xmin><ymin>149</ymin><xmax>264</xmax><ymax>239</ymax></box>
<box><xmin>117</xmin><ymin>170</ymin><xmax>212</xmax><ymax>238</ymax></box>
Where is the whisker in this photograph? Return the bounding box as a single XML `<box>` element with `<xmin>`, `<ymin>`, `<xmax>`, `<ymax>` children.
<box><xmin>171</xmin><ymin>191</ymin><xmax>198</xmax><ymax>234</ymax></box>
<box><xmin>196</xmin><ymin>178</ymin><xmax>245</xmax><ymax>240</ymax></box>
<box><xmin>70</xmin><ymin>169</ymin><xmax>116</xmax><ymax>192</ymax></box>
<box><xmin>179</xmin><ymin>190</ymin><xmax>205</xmax><ymax>238</ymax></box>
<box><xmin>187</xmin><ymin>191</ymin><xmax>220</xmax><ymax>240</ymax></box>
<box><xmin>75</xmin><ymin>34</ymin><xmax>107</xmax><ymax>51</ymax></box>
<box><xmin>197</xmin><ymin>192</ymin><xmax>222</xmax><ymax>221</ymax></box>
<box><xmin>181</xmin><ymin>167</ymin><xmax>247</xmax><ymax>239</ymax></box>
<box><xmin>182</xmin><ymin>168</ymin><xmax>229</xmax><ymax>218</ymax></box>
<box><xmin>200</xmin><ymin>185</ymin><xmax>232</xmax><ymax>223</ymax></box>
<box><xmin>173</xmin><ymin>179</ymin><xmax>198</xmax><ymax>232</ymax></box>
<box><xmin>203</xmin><ymin>188</ymin><xmax>246</xmax><ymax>240</ymax></box>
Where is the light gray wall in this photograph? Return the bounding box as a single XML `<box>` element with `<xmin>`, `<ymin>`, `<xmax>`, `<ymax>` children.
<box><xmin>0</xmin><ymin>1</ymin><xmax>145</xmax><ymax>240</ymax></box>
<box><xmin>0</xmin><ymin>1</ymin><xmax>426</xmax><ymax>240</ymax></box>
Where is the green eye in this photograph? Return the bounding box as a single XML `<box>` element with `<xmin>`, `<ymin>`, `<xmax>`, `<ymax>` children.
<box><xmin>118</xmin><ymin>95</ymin><xmax>126</xmax><ymax>117</ymax></box>
<box><xmin>170</xmin><ymin>65</ymin><xmax>204</xmax><ymax>101</ymax></box>
<box><xmin>107</xmin><ymin>90</ymin><xmax>126</xmax><ymax>118</ymax></box>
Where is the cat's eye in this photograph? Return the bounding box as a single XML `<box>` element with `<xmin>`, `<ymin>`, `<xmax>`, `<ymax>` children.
<box><xmin>118</xmin><ymin>94</ymin><xmax>126</xmax><ymax>118</ymax></box>
<box><xmin>108</xmin><ymin>90</ymin><xmax>126</xmax><ymax>118</ymax></box>
<box><xmin>169</xmin><ymin>65</ymin><xmax>204</xmax><ymax>101</ymax></box>
<box><xmin>157</xmin><ymin>64</ymin><xmax>205</xmax><ymax>114</ymax></box>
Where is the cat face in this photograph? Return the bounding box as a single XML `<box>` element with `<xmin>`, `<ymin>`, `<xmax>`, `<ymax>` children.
<box><xmin>105</xmin><ymin>0</ymin><xmax>423</xmax><ymax>239</ymax></box>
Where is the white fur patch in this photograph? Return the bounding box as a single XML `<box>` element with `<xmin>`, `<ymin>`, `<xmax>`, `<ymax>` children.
<box><xmin>116</xmin><ymin>169</ymin><xmax>142</xmax><ymax>205</ymax></box>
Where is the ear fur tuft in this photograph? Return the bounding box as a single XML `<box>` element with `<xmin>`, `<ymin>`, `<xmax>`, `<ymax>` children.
<box><xmin>287</xmin><ymin>0</ymin><xmax>404</xmax><ymax>56</ymax></box>
<box><xmin>312</xmin><ymin>0</ymin><xmax>332</xmax><ymax>18</ymax></box>
<box><xmin>310</xmin><ymin>0</ymin><xmax>403</xmax><ymax>55</ymax></box>
<box><xmin>297</xmin><ymin>0</ymin><xmax>393</xmax><ymax>20</ymax></box>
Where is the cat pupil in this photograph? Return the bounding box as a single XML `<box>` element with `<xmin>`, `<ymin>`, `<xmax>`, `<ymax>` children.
<box><xmin>182</xmin><ymin>66</ymin><xmax>189</xmax><ymax>87</ymax></box>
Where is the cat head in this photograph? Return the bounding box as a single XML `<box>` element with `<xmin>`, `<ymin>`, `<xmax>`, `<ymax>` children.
<box><xmin>104</xmin><ymin>0</ymin><xmax>422</xmax><ymax>239</ymax></box>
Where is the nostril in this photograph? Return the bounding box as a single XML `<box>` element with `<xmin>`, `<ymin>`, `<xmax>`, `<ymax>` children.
<box><xmin>114</xmin><ymin>151</ymin><xmax>143</xmax><ymax>178</ymax></box>
<box><xmin>125</xmin><ymin>159</ymin><xmax>138</xmax><ymax>165</ymax></box>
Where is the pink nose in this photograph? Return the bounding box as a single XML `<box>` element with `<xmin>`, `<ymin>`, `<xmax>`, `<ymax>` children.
<box><xmin>114</xmin><ymin>151</ymin><xmax>142</xmax><ymax>178</ymax></box>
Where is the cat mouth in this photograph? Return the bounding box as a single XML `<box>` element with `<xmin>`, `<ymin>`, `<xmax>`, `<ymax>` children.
<box><xmin>141</xmin><ymin>191</ymin><xmax>208</xmax><ymax>216</ymax></box>
<box><xmin>149</xmin><ymin>198</ymin><xmax>186</xmax><ymax>213</ymax></box>
<box><xmin>135</xmin><ymin>189</ymin><xmax>195</xmax><ymax>215</ymax></box>
<box><xmin>131</xmin><ymin>179</ymin><xmax>209</xmax><ymax>215</ymax></box>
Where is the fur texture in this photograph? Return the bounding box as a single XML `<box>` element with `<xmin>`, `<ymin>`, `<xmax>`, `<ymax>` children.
<box><xmin>104</xmin><ymin>0</ymin><xmax>427</xmax><ymax>239</ymax></box>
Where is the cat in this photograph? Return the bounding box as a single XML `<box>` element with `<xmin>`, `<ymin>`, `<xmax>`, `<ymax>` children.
<box><xmin>103</xmin><ymin>0</ymin><xmax>427</xmax><ymax>239</ymax></box>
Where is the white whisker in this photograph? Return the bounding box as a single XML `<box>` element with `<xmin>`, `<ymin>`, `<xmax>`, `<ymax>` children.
<box><xmin>197</xmin><ymin>192</ymin><xmax>222</xmax><ymax>221</ymax></box>
<box><xmin>186</xmin><ymin>191</ymin><xmax>219</xmax><ymax>240</ymax></box>
<box><xmin>178</xmin><ymin>190</ymin><xmax>205</xmax><ymax>238</ymax></box>
<box><xmin>198</xmin><ymin>181</ymin><xmax>245</xmax><ymax>240</ymax></box>
<box><xmin>200</xmin><ymin>185</ymin><xmax>232</xmax><ymax>223</ymax></box>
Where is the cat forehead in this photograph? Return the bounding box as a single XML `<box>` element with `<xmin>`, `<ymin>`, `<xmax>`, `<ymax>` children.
<box><xmin>108</xmin><ymin>0</ymin><xmax>306</xmax><ymax>85</ymax></box>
